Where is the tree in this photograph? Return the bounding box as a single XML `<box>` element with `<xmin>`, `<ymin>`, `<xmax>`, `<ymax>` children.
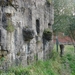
<box><xmin>53</xmin><ymin>0</ymin><xmax>74</xmax><ymax>34</ymax></box>
<box><xmin>65</xmin><ymin>16</ymin><xmax>75</xmax><ymax>52</ymax></box>
<box><xmin>52</xmin><ymin>0</ymin><xmax>75</xmax><ymax>52</ymax></box>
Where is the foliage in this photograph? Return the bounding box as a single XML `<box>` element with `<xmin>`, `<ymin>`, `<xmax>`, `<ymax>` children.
<box><xmin>62</xmin><ymin>45</ymin><xmax>75</xmax><ymax>75</ymax></box>
<box><xmin>53</xmin><ymin>0</ymin><xmax>74</xmax><ymax>34</ymax></box>
<box><xmin>64</xmin><ymin>16</ymin><xmax>75</xmax><ymax>52</ymax></box>
<box><xmin>6</xmin><ymin>19</ymin><xmax>15</xmax><ymax>32</ymax></box>
<box><xmin>0</xmin><ymin>45</ymin><xmax>75</xmax><ymax>75</ymax></box>
<box><xmin>0</xmin><ymin>73</ymin><xmax>15</xmax><ymax>75</ymax></box>
<box><xmin>16</xmin><ymin>52</ymin><xmax>20</xmax><ymax>56</ymax></box>
<box><xmin>46</xmin><ymin>0</ymin><xmax>52</xmax><ymax>4</ymax></box>
<box><xmin>46</xmin><ymin>0</ymin><xmax>51</xmax><ymax>6</ymax></box>
<box><xmin>43</xmin><ymin>28</ymin><xmax>52</xmax><ymax>41</ymax></box>
<box><xmin>53</xmin><ymin>0</ymin><xmax>75</xmax><ymax>51</ymax></box>
<box><xmin>9</xmin><ymin>66</ymin><xmax>30</xmax><ymax>75</ymax></box>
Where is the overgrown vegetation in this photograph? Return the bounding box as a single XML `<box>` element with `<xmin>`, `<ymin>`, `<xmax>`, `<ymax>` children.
<box><xmin>62</xmin><ymin>45</ymin><xmax>75</xmax><ymax>75</ymax></box>
<box><xmin>0</xmin><ymin>45</ymin><xmax>75</xmax><ymax>75</ymax></box>
<box><xmin>43</xmin><ymin>28</ymin><xmax>52</xmax><ymax>41</ymax></box>
<box><xmin>46</xmin><ymin>0</ymin><xmax>52</xmax><ymax>4</ymax></box>
<box><xmin>6</xmin><ymin>19</ymin><xmax>15</xmax><ymax>32</ymax></box>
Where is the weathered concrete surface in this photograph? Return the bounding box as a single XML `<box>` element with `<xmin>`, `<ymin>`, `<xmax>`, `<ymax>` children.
<box><xmin>0</xmin><ymin>0</ymin><xmax>54</xmax><ymax>68</ymax></box>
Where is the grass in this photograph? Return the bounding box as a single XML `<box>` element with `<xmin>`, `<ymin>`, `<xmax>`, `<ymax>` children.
<box><xmin>63</xmin><ymin>45</ymin><xmax>75</xmax><ymax>75</ymax></box>
<box><xmin>0</xmin><ymin>45</ymin><xmax>75</xmax><ymax>75</ymax></box>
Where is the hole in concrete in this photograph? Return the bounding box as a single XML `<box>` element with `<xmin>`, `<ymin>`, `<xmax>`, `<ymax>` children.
<box><xmin>48</xmin><ymin>23</ymin><xmax>51</xmax><ymax>27</ymax></box>
<box><xmin>22</xmin><ymin>28</ymin><xmax>34</xmax><ymax>41</ymax></box>
<box><xmin>36</xmin><ymin>53</ymin><xmax>38</xmax><ymax>61</ymax></box>
<box><xmin>36</xmin><ymin>19</ymin><xmax>40</xmax><ymax>34</ymax></box>
<box><xmin>27</xmin><ymin>42</ymin><xmax>30</xmax><ymax>54</ymax></box>
<box><xmin>27</xmin><ymin>56</ymin><xmax>29</xmax><ymax>65</ymax></box>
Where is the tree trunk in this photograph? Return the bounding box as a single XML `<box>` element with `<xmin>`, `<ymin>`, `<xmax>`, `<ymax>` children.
<box><xmin>60</xmin><ymin>44</ymin><xmax>64</xmax><ymax>57</ymax></box>
<box><xmin>74</xmin><ymin>46</ymin><xmax>75</xmax><ymax>53</ymax></box>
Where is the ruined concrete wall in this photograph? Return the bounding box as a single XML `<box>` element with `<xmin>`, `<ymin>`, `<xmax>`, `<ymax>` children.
<box><xmin>0</xmin><ymin>0</ymin><xmax>54</xmax><ymax>69</ymax></box>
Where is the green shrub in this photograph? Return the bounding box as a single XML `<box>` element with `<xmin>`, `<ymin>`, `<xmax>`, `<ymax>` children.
<box><xmin>0</xmin><ymin>73</ymin><xmax>15</xmax><ymax>75</ymax></box>
<box><xmin>16</xmin><ymin>52</ymin><xmax>21</xmax><ymax>56</ymax></box>
<box><xmin>9</xmin><ymin>66</ymin><xmax>30</xmax><ymax>75</ymax></box>
<box><xmin>46</xmin><ymin>0</ymin><xmax>51</xmax><ymax>7</ymax></box>
<box><xmin>47</xmin><ymin>0</ymin><xmax>51</xmax><ymax>4</ymax></box>
<box><xmin>43</xmin><ymin>28</ymin><xmax>52</xmax><ymax>41</ymax></box>
<box><xmin>6</xmin><ymin>19</ymin><xmax>15</xmax><ymax>32</ymax></box>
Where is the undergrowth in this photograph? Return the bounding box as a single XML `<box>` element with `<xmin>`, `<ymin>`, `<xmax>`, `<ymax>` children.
<box><xmin>0</xmin><ymin>45</ymin><xmax>75</xmax><ymax>75</ymax></box>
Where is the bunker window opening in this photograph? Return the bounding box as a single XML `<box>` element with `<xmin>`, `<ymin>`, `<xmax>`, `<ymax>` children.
<box><xmin>36</xmin><ymin>19</ymin><xmax>40</xmax><ymax>34</ymax></box>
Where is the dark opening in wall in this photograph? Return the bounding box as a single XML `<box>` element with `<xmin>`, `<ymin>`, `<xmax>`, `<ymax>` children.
<box><xmin>28</xmin><ymin>8</ymin><xmax>32</xmax><ymax>20</ymax></box>
<box><xmin>36</xmin><ymin>53</ymin><xmax>38</xmax><ymax>61</ymax></box>
<box><xmin>22</xmin><ymin>28</ymin><xmax>34</xmax><ymax>41</ymax></box>
<box><xmin>46</xmin><ymin>0</ymin><xmax>50</xmax><ymax>7</ymax></box>
<box><xmin>27</xmin><ymin>42</ymin><xmax>30</xmax><ymax>54</ymax></box>
<box><xmin>36</xmin><ymin>35</ymin><xmax>38</xmax><ymax>42</ymax></box>
<box><xmin>36</xmin><ymin>19</ymin><xmax>40</xmax><ymax>34</ymax></box>
<box><xmin>27</xmin><ymin>56</ymin><xmax>29</xmax><ymax>65</ymax></box>
<box><xmin>48</xmin><ymin>23</ymin><xmax>51</xmax><ymax>27</ymax></box>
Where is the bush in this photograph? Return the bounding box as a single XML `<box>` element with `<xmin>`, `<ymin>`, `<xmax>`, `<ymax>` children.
<box><xmin>43</xmin><ymin>28</ymin><xmax>52</xmax><ymax>41</ymax></box>
<box><xmin>9</xmin><ymin>66</ymin><xmax>30</xmax><ymax>75</ymax></box>
<box><xmin>6</xmin><ymin>19</ymin><xmax>15</xmax><ymax>32</ymax></box>
<box><xmin>46</xmin><ymin>0</ymin><xmax>51</xmax><ymax>7</ymax></box>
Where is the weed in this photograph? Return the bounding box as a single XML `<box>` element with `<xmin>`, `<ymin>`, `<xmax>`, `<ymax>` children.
<box><xmin>6</xmin><ymin>19</ymin><xmax>15</xmax><ymax>32</ymax></box>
